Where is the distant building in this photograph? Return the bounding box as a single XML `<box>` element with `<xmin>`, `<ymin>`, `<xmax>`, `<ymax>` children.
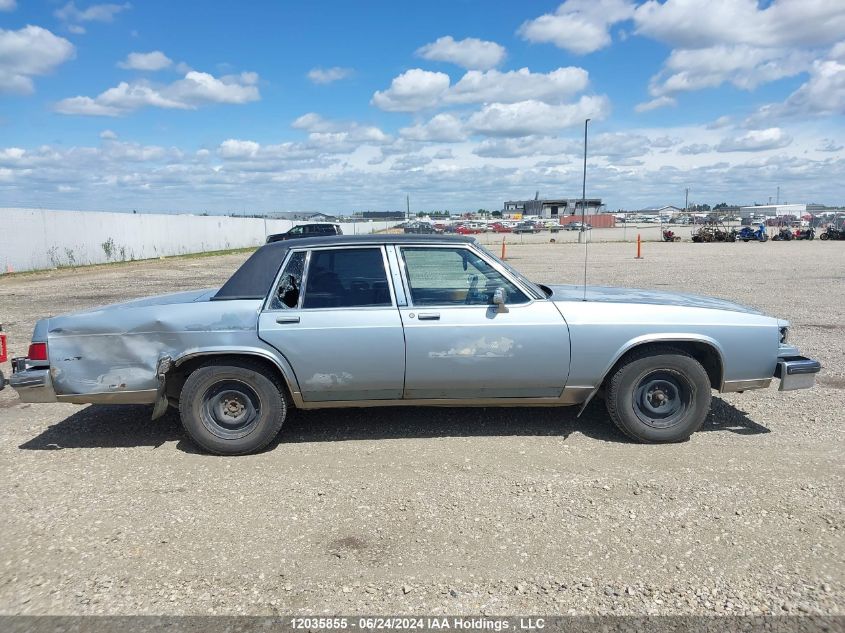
<box><xmin>305</xmin><ymin>212</ymin><xmax>339</xmax><ymax>222</ymax></box>
<box><xmin>358</xmin><ymin>211</ymin><xmax>407</xmax><ymax>220</ymax></box>
<box><xmin>740</xmin><ymin>204</ymin><xmax>806</xmax><ymax>218</ymax></box>
<box><xmin>503</xmin><ymin>197</ymin><xmax>603</xmax><ymax>219</ymax></box>
<box><xmin>634</xmin><ymin>205</ymin><xmax>682</xmax><ymax>217</ymax></box>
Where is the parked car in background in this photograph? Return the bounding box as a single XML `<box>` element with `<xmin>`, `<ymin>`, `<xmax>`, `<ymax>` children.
<box><xmin>513</xmin><ymin>221</ymin><xmax>538</xmax><ymax>234</ymax></box>
<box><xmin>563</xmin><ymin>222</ymin><xmax>592</xmax><ymax>231</ymax></box>
<box><xmin>454</xmin><ymin>224</ymin><xmax>481</xmax><ymax>235</ymax></box>
<box><xmin>266</xmin><ymin>223</ymin><xmax>342</xmax><ymax>242</ymax></box>
<box><xmin>403</xmin><ymin>221</ymin><xmax>436</xmax><ymax>234</ymax></box>
<box><xmin>490</xmin><ymin>222</ymin><xmax>513</xmax><ymax>233</ymax></box>
<box><xmin>6</xmin><ymin>234</ymin><xmax>819</xmax><ymax>455</ymax></box>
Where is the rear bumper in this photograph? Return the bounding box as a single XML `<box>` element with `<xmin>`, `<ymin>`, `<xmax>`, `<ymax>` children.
<box><xmin>775</xmin><ymin>356</ymin><xmax>821</xmax><ymax>391</ymax></box>
<box><xmin>9</xmin><ymin>362</ymin><xmax>57</xmax><ymax>403</ymax></box>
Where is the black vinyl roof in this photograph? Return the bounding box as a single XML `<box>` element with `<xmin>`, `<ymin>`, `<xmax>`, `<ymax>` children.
<box><xmin>213</xmin><ymin>234</ymin><xmax>475</xmax><ymax>300</ymax></box>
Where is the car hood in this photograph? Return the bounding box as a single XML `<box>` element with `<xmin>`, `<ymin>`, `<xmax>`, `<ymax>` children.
<box><xmin>546</xmin><ymin>284</ymin><xmax>763</xmax><ymax>315</ymax></box>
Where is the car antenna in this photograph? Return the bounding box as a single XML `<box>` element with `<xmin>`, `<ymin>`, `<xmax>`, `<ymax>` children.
<box><xmin>581</xmin><ymin>118</ymin><xmax>590</xmax><ymax>302</ymax></box>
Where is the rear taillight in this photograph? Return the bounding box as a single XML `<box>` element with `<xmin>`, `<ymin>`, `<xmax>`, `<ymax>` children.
<box><xmin>28</xmin><ymin>342</ymin><xmax>48</xmax><ymax>362</ymax></box>
<box><xmin>0</xmin><ymin>332</ymin><xmax>6</xmax><ymax>363</ymax></box>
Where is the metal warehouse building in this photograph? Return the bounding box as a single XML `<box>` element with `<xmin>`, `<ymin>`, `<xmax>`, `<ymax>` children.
<box><xmin>504</xmin><ymin>197</ymin><xmax>603</xmax><ymax>219</ymax></box>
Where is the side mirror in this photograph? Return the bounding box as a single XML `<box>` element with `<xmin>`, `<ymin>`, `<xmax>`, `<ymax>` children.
<box><xmin>492</xmin><ymin>287</ymin><xmax>508</xmax><ymax>313</ymax></box>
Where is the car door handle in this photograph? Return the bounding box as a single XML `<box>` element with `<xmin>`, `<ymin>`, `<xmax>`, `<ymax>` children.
<box><xmin>275</xmin><ymin>315</ymin><xmax>300</xmax><ymax>324</ymax></box>
<box><xmin>417</xmin><ymin>312</ymin><xmax>440</xmax><ymax>320</ymax></box>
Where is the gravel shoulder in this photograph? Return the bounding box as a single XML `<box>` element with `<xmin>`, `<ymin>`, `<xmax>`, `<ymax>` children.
<box><xmin>0</xmin><ymin>241</ymin><xmax>842</xmax><ymax>616</ymax></box>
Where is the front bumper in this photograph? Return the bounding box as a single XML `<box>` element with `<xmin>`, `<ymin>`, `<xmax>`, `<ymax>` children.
<box><xmin>775</xmin><ymin>356</ymin><xmax>821</xmax><ymax>391</ymax></box>
<box><xmin>9</xmin><ymin>359</ymin><xmax>57</xmax><ymax>403</ymax></box>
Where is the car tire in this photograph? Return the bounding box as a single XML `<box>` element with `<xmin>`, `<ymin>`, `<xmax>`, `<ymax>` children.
<box><xmin>605</xmin><ymin>346</ymin><xmax>711</xmax><ymax>443</ymax></box>
<box><xmin>179</xmin><ymin>359</ymin><xmax>288</xmax><ymax>455</ymax></box>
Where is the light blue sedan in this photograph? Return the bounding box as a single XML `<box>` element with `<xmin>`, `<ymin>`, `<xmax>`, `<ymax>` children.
<box><xmin>6</xmin><ymin>235</ymin><xmax>820</xmax><ymax>454</ymax></box>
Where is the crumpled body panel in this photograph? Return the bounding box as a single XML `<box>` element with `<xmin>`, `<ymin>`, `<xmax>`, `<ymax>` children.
<box><xmin>45</xmin><ymin>289</ymin><xmax>271</xmax><ymax>399</ymax></box>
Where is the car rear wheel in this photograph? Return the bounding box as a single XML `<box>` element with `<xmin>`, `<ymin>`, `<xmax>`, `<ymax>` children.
<box><xmin>179</xmin><ymin>359</ymin><xmax>287</xmax><ymax>455</ymax></box>
<box><xmin>605</xmin><ymin>346</ymin><xmax>711</xmax><ymax>443</ymax></box>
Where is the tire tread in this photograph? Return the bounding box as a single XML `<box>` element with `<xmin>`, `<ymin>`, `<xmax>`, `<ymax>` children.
<box><xmin>605</xmin><ymin>345</ymin><xmax>710</xmax><ymax>443</ymax></box>
<box><xmin>178</xmin><ymin>358</ymin><xmax>287</xmax><ymax>455</ymax></box>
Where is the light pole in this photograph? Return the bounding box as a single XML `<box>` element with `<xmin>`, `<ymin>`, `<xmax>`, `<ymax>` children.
<box><xmin>580</xmin><ymin>118</ymin><xmax>590</xmax><ymax>301</ymax></box>
<box><xmin>579</xmin><ymin>118</ymin><xmax>590</xmax><ymax>245</ymax></box>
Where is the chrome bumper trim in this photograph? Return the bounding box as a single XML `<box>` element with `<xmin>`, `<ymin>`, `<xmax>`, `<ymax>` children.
<box><xmin>775</xmin><ymin>356</ymin><xmax>821</xmax><ymax>391</ymax></box>
<box><xmin>721</xmin><ymin>378</ymin><xmax>772</xmax><ymax>393</ymax></box>
<box><xmin>9</xmin><ymin>368</ymin><xmax>58</xmax><ymax>403</ymax></box>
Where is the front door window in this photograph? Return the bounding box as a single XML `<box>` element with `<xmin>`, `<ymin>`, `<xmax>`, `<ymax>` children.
<box><xmin>401</xmin><ymin>247</ymin><xmax>528</xmax><ymax>307</ymax></box>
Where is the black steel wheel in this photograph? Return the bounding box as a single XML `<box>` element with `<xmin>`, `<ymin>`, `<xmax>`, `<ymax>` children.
<box><xmin>200</xmin><ymin>380</ymin><xmax>262</xmax><ymax>440</ymax></box>
<box><xmin>179</xmin><ymin>359</ymin><xmax>287</xmax><ymax>455</ymax></box>
<box><xmin>632</xmin><ymin>370</ymin><xmax>692</xmax><ymax>429</ymax></box>
<box><xmin>605</xmin><ymin>346</ymin><xmax>711</xmax><ymax>443</ymax></box>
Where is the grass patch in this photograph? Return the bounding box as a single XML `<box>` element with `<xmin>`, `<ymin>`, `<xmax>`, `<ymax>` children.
<box><xmin>1</xmin><ymin>246</ymin><xmax>258</xmax><ymax>278</ymax></box>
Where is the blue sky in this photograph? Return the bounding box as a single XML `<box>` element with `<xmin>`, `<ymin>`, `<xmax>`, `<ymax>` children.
<box><xmin>0</xmin><ymin>0</ymin><xmax>843</xmax><ymax>213</ymax></box>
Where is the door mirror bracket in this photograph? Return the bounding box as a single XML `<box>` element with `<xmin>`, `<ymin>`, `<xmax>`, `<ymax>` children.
<box><xmin>492</xmin><ymin>287</ymin><xmax>509</xmax><ymax>313</ymax></box>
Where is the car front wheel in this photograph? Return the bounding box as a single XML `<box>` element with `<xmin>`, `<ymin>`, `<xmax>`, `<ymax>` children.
<box><xmin>605</xmin><ymin>347</ymin><xmax>711</xmax><ymax>443</ymax></box>
<box><xmin>179</xmin><ymin>359</ymin><xmax>287</xmax><ymax>455</ymax></box>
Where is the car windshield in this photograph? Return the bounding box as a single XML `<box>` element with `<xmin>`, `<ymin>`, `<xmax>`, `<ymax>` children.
<box><xmin>474</xmin><ymin>243</ymin><xmax>547</xmax><ymax>299</ymax></box>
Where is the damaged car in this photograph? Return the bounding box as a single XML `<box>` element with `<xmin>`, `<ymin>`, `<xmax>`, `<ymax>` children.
<box><xmin>5</xmin><ymin>235</ymin><xmax>820</xmax><ymax>455</ymax></box>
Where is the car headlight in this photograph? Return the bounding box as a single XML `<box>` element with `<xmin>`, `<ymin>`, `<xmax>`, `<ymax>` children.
<box><xmin>780</xmin><ymin>326</ymin><xmax>789</xmax><ymax>344</ymax></box>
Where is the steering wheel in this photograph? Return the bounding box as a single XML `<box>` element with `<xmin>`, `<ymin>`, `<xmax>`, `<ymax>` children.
<box><xmin>465</xmin><ymin>274</ymin><xmax>479</xmax><ymax>304</ymax></box>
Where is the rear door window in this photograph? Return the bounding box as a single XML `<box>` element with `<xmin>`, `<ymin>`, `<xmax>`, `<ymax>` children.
<box><xmin>303</xmin><ymin>248</ymin><xmax>392</xmax><ymax>309</ymax></box>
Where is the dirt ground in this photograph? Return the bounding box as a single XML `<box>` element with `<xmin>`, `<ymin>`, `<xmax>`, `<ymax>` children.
<box><xmin>0</xmin><ymin>240</ymin><xmax>842</xmax><ymax>616</ymax></box>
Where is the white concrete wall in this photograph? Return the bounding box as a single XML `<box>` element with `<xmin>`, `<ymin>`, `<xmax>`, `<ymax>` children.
<box><xmin>0</xmin><ymin>208</ymin><xmax>397</xmax><ymax>272</ymax></box>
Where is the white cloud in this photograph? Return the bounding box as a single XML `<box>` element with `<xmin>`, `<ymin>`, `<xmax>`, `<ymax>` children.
<box><xmin>518</xmin><ymin>0</ymin><xmax>635</xmax><ymax>55</ymax></box>
<box><xmin>632</xmin><ymin>1</ymin><xmax>845</xmax><ymax>103</ymax></box>
<box><xmin>635</xmin><ymin>96</ymin><xmax>676</xmax><ymax>112</ymax></box>
<box><xmin>291</xmin><ymin>113</ymin><xmax>391</xmax><ymax>150</ymax></box>
<box><xmin>416</xmin><ymin>36</ymin><xmax>506</xmax><ymax>70</ymax></box>
<box><xmin>3</xmin><ymin>130</ymin><xmax>845</xmax><ymax>213</ymax></box>
<box><xmin>716</xmin><ymin>128</ymin><xmax>793</xmax><ymax>152</ymax></box>
<box><xmin>118</xmin><ymin>51</ymin><xmax>172</xmax><ymax>71</ymax></box>
<box><xmin>307</xmin><ymin>66</ymin><xmax>354</xmax><ymax>84</ymax></box>
<box><xmin>218</xmin><ymin>139</ymin><xmax>260</xmax><ymax>159</ymax></box>
<box><xmin>390</xmin><ymin>154</ymin><xmax>433</xmax><ymax>171</ymax></box>
<box><xmin>99</xmin><ymin>129</ymin><xmax>118</xmax><ymax>139</ymax></box>
<box><xmin>0</xmin><ymin>25</ymin><xmax>75</xmax><ymax>94</ymax></box>
<box><xmin>678</xmin><ymin>143</ymin><xmax>713</xmax><ymax>155</ymax></box>
<box><xmin>0</xmin><ymin>0</ymin><xmax>17</xmax><ymax>12</ymax></box>
<box><xmin>746</xmin><ymin>42</ymin><xmax>845</xmax><ymax>124</ymax></box>
<box><xmin>817</xmin><ymin>138</ymin><xmax>844</xmax><ymax>152</ymax></box>
<box><xmin>371</xmin><ymin>66</ymin><xmax>591</xmax><ymax>112</ymax></box>
<box><xmin>371</xmin><ymin>69</ymin><xmax>450</xmax><ymax>112</ymax></box>
<box><xmin>646</xmin><ymin>45</ymin><xmax>811</xmax><ymax>100</ymax></box>
<box><xmin>778</xmin><ymin>59</ymin><xmax>845</xmax><ymax>116</ymax></box>
<box><xmin>400</xmin><ymin>114</ymin><xmax>467</xmax><ymax>142</ymax></box>
<box><xmin>633</xmin><ymin>0</ymin><xmax>845</xmax><ymax>50</ymax></box>
<box><xmin>55</xmin><ymin>2</ymin><xmax>131</xmax><ymax>24</ymax></box>
<box><xmin>449</xmin><ymin>67</ymin><xmax>589</xmax><ymax>105</ymax></box>
<box><xmin>55</xmin><ymin>70</ymin><xmax>260</xmax><ymax>116</ymax></box>
<box><xmin>466</xmin><ymin>96</ymin><xmax>609</xmax><ymax>137</ymax></box>
<box><xmin>706</xmin><ymin>115</ymin><xmax>733</xmax><ymax>130</ymax></box>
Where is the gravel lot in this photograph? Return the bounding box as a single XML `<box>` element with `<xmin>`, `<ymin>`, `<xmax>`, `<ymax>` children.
<box><xmin>0</xmin><ymin>240</ymin><xmax>842</xmax><ymax>616</ymax></box>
